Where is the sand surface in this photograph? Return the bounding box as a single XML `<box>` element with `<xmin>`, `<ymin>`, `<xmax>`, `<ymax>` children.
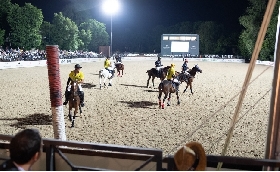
<box><xmin>0</xmin><ymin>59</ymin><xmax>274</xmax><ymax>158</ymax></box>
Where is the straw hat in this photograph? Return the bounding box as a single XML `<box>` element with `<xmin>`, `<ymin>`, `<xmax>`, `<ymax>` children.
<box><xmin>174</xmin><ymin>141</ymin><xmax>207</xmax><ymax>171</ymax></box>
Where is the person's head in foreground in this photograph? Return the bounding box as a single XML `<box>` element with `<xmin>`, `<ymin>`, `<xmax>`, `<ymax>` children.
<box><xmin>0</xmin><ymin>129</ymin><xmax>42</xmax><ymax>171</ymax></box>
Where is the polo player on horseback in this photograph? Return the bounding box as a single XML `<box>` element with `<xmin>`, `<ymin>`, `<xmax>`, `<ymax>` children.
<box><xmin>104</xmin><ymin>56</ymin><xmax>114</xmax><ymax>78</ymax></box>
<box><xmin>155</xmin><ymin>56</ymin><xmax>163</xmax><ymax>77</ymax></box>
<box><xmin>63</xmin><ymin>64</ymin><xmax>85</xmax><ymax>107</ymax></box>
<box><xmin>115</xmin><ymin>54</ymin><xmax>122</xmax><ymax>63</ymax></box>
<box><xmin>167</xmin><ymin>63</ymin><xmax>179</xmax><ymax>92</ymax></box>
<box><xmin>182</xmin><ymin>58</ymin><xmax>190</xmax><ymax>76</ymax></box>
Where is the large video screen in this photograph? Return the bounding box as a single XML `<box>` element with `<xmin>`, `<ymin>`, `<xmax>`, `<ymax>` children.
<box><xmin>171</xmin><ymin>41</ymin><xmax>189</xmax><ymax>52</ymax></box>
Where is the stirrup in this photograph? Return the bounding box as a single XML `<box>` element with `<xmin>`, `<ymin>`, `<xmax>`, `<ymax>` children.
<box><xmin>63</xmin><ymin>101</ymin><xmax>68</xmax><ymax>105</ymax></box>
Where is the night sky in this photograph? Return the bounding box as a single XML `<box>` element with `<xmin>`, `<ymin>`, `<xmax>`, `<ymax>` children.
<box><xmin>10</xmin><ymin>0</ymin><xmax>248</xmax><ymax>31</ymax></box>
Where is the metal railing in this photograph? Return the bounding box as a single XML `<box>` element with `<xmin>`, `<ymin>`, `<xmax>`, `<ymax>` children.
<box><xmin>1</xmin><ymin>134</ymin><xmax>280</xmax><ymax>171</ymax></box>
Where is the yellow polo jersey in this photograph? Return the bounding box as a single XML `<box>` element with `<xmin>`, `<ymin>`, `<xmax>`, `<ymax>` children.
<box><xmin>69</xmin><ymin>71</ymin><xmax>84</xmax><ymax>81</ymax></box>
<box><xmin>167</xmin><ymin>67</ymin><xmax>175</xmax><ymax>80</ymax></box>
<box><xmin>104</xmin><ymin>59</ymin><xmax>111</xmax><ymax>68</ymax></box>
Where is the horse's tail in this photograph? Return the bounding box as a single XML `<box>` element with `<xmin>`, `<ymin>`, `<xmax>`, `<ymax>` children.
<box><xmin>99</xmin><ymin>70</ymin><xmax>103</xmax><ymax>78</ymax></box>
<box><xmin>158</xmin><ymin>82</ymin><xmax>163</xmax><ymax>91</ymax></box>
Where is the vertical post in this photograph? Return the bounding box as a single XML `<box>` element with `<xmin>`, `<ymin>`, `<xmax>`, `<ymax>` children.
<box><xmin>265</xmin><ymin>5</ymin><xmax>280</xmax><ymax>171</ymax></box>
<box><xmin>46</xmin><ymin>45</ymin><xmax>66</xmax><ymax>141</ymax></box>
<box><xmin>110</xmin><ymin>14</ymin><xmax>113</xmax><ymax>57</ymax></box>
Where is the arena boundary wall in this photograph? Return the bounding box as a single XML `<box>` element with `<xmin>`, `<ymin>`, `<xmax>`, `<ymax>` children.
<box><xmin>0</xmin><ymin>57</ymin><xmax>274</xmax><ymax>70</ymax></box>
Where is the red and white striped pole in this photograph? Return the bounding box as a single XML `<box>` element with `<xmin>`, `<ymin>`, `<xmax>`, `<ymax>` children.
<box><xmin>46</xmin><ymin>45</ymin><xmax>66</xmax><ymax>140</ymax></box>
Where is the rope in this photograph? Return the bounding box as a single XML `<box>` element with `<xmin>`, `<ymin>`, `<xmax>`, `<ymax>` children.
<box><xmin>217</xmin><ymin>0</ymin><xmax>276</xmax><ymax>169</ymax></box>
<box><xmin>206</xmin><ymin>89</ymin><xmax>271</xmax><ymax>154</ymax></box>
<box><xmin>165</xmin><ymin>65</ymin><xmax>272</xmax><ymax>157</ymax></box>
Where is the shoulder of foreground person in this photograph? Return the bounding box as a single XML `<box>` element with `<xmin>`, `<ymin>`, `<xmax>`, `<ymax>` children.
<box><xmin>0</xmin><ymin>159</ymin><xmax>19</xmax><ymax>171</ymax></box>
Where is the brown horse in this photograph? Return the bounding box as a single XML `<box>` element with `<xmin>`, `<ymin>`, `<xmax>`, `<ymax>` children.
<box><xmin>115</xmin><ymin>62</ymin><xmax>124</xmax><ymax>77</ymax></box>
<box><xmin>158</xmin><ymin>79</ymin><xmax>181</xmax><ymax>109</ymax></box>
<box><xmin>68</xmin><ymin>80</ymin><xmax>82</xmax><ymax>127</ymax></box>
<box><xmin>146</xmin><ymin>66</ymin><xmax>171</xmax><ymax>88</ymax></box>
<box><xmin>177</xmin><ymin>64</ymin><xmax>202</xmax><ymax>94</ymax></box>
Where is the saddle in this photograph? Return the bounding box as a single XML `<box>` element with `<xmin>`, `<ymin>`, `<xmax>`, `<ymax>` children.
<box><xmin>171</xmin><ymin>79</ymin><xmax>180</xmax><ymax>91</ymax></box>
<box><xmin>156</xmin><ymin>68</ymin><xmax>162</xmax><ymax>78</ymax></box>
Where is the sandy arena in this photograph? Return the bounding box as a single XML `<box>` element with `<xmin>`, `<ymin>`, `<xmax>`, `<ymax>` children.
<box><xmin>0</xmin><ymin>59</ymin><xmax>274</xmax><ymax>158</ymax></box>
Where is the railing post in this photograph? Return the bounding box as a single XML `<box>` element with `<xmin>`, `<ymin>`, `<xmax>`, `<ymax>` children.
<box><xmin>155</xmin><ymin>151</ymin><xmax>163</xmax><ymax>171</ymax></box>
<box><xmin>46</xmin><ymin>145</ymin><xmax>55</xmax><ymax>171</ymax></box>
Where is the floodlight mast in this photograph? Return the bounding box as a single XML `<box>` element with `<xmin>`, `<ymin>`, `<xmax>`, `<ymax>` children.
<box><xmin>102</xmin><ymin>0</ymin><xmax>120</xmax><ymax>57</ymax></box>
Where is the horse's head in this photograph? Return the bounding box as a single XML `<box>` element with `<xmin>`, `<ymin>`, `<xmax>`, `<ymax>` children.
<box><xmin>193</xmin><ymin>64</ymin><xmax>202</xmax><ymax>73</ymax></box>
<box><xmin>70</xmin><ymin>80</ymin><xmax>79</xmax><ymax>95</ymax></box>
<box><xmin>163</xmin><ymin>66</ymin><xmax>171</xmax><ymax>72</ymax></box>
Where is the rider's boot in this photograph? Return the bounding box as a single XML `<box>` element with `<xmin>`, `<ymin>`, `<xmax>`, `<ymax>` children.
<box><xmin>108</xmin><ymin>70</ymin><xmax>114</xmax><ymax>79</ymax></box>
<box><xmin>111</xmin><ymin>70</ymin><xmax>115</xmax><ymax>77</ymax></box>
<box><xmin>176</xmin><ymin>85</ymin><xmax>179</xmax><ymax>92</ymax></box>
<box><xmin>63</xmin><ymin>91</ymin><xmax>70</xmax><ymax>105</ymax></box>
<box><xmin>79</xmin><ymin>91</ymin><xmax>85</xmax><ymax>107</ymax></box>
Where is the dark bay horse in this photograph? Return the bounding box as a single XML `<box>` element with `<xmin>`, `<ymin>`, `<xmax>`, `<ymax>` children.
<box><xmin>68</xmin><ymin>80</ymin><xmax>82</xmax><ymax>127</ymax></box>
<box><xmin>177</xmin><ymin>64</ymin><xmax>202</xmax><ymax>94</ymax></box>
<box><xmin>146</xmin><ymin>66</ymin><xmax>171</xmax><ymax>88</ymax></box>
<box><xmin>115</xmin><ymin>62</ymin><xmax>124</xmax><ymax>77</ymax></box>
<box><xmin>158</xmin><ymin>79</ymin><xmax>181</xmax><ymax>109</ymax></box>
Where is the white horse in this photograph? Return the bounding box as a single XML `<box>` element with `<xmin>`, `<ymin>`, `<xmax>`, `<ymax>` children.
<box><xmin>99</xmin><ymin>63</ymin><xmax>116</xmax><ymax>89</ymax></box>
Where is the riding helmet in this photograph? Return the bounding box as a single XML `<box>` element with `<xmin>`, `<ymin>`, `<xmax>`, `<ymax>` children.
<box><xmin>185</xmin><ymin>58</ymin><xmax>188</xmax><ymax>62</ymax></box>
<box><xmin>75</xmin><ymin>64</ymin><xmax>82</xmax><ymax>68</ymax></box>
<box><xmin>171</xmin><ymin>63</ymin><xmax>175</xmax><ymax>67</ymax></box>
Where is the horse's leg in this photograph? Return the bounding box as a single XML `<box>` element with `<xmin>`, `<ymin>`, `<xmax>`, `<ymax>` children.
<box><xmin>190</xmin><ymin>82</ymin><xmax>193</xmax><ymax>94</ymax></box>
<box><xmin>158</xmin><ymin>90</ymin><xmax>162</xmax><ymax>109</ymax></box>
<box><xmin>103</xmin><ymin>76</ymin><xmax>107</xmax><ymax>88</ymax></box>
<box><xmin>147</xmin><ymin>75</ymin><xmax>151</xmax><ymax>88</ymax></box>
<box><xmin>183</xmin><ymin>82</ymin><xmax>189</xmax><ymax>93</ymax></box>
<box><xmin>176</xmin><ymin>91</ymin><xmax>180</xmax><ymax>105</ymax></box>
<box><xmin>68</xmin><ymin>109</ymin><xmax>72</xmax><ymax>122</ymax></box>
<box><xmin>108</xmin><ymin>78</ymin><xmax>112</xmax><ymax>86</ymax></box>
<box><xmin>99</xmin><ymin>73</ymin><xmax>102</xmax><ymax>89</ymax></box>
<box><xmin>152</xmin><ymin>76</ymin><xmax>155</xmax><ymax>88</ymax></box>
<box><xmin>162</xmin><ymin>93</ymin><xmax>168</xmax><ymax>109</ymax></box>
<box><xmin>71</xmin><ymin>110</ymin><xmax>76</xmax><ymax>127</ymax></box>
<box><xmin>167</xmin><ymin>92</ymin><xmax>171</xmax><ymax>106</ymax></box>
<box><xmin>121</xmin><ymin>69</ymin><xmax>123</xmax><ymax>76</ymax></box>
<box><xmin>79</xmin><ymin>104</ymin><xmax>82</xmax><ymax>114</ymax></box>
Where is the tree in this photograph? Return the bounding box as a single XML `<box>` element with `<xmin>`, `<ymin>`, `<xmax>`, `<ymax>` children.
<box><xmin>239</xmin><ymin>0</ymin><xmax>267</xmax><ymax>59</ymax></box>
<box><xmin>0</xmin><ymin>29</ymin><xmax>4</xmax><ymax>46</ymax></box>
<box><xmin>40</xmin><ymin>21</ymin><xmax>52</xmax><ymax>49</ymax></box>
<box><xmin>259</xmin><ymin>1</ymin><xmax>280</xmax><ymax>61</ymax></box>
<box><xmin>79</xmin><ymin>19</ymin><xmax>109</xmax><ymax>52</ymax></box>
<box><xmin>51</xmin><ymin>12</ymin><xmax>79</xmax><ymax>50</ymax></box>
<box><xmin>7</xmin><ymin>3</ymin><xmax>43</xmax><ymax>50</ymax></box>
<box><xmin>61</xmin><ymin>3</ymin><xmax>92</xmax><ymax>25</ymax></box>
<box><xmin>195</xmin><ymin>21</ymin><xmax>226</xmax><ymax>54</ymax></box>
<box><xmin>78</xmin><ymin>29</ymin><xmax>92</xmax><ymax>50</ymax></box>
<box><xmin>0</xmin><ymin>0</ymin><xmax>12</xmax><ymax>43</ymax></box>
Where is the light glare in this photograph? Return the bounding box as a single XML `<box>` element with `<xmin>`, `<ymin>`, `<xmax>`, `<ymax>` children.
<box><xmin>102</xmin><ymin>0</ymin><xmax>120</xmax><ymax>15</ymax></box>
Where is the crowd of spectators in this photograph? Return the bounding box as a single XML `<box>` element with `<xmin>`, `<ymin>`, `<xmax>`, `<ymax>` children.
<box><xmin>0</xmin><ymin>47</ymin><xmax>99</xmax><ymax>62</ymax></box>
<box><xmin>0</xmin><ymin>46</ymin><xmax>241</xmax><ymax>62</ymax></box>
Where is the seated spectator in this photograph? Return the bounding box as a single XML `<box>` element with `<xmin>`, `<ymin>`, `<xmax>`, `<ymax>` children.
<box><xmin>0</xmin><ymin>129</ymin><xmax>42</xmax><ymax>171</ymax></box>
